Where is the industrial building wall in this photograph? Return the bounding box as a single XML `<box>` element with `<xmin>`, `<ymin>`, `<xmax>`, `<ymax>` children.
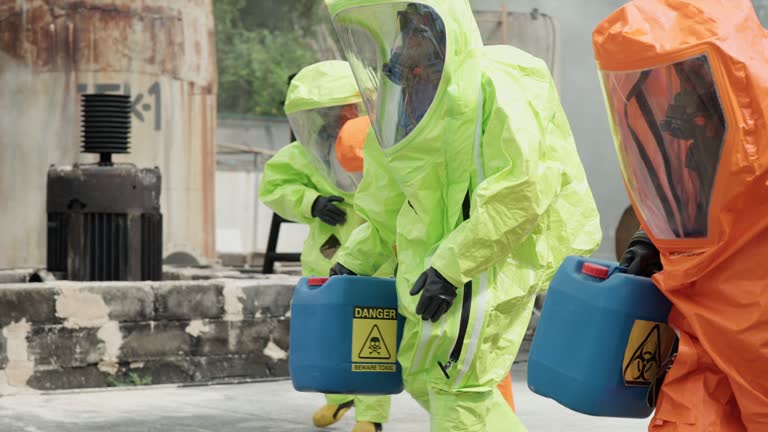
<box><xmin>215</xmin><ymin>116</ymin><xmax>308</xmax><ymax>257</ymax></box>
<box><xmin>215</xmin><ymin>170</ymin><xmax>309</xmax><ymax>257</ymax></box>
<box><xmin>0</xmin><ymin>0</ymin><xmax>218</xmax><ymax>269</ymax></box>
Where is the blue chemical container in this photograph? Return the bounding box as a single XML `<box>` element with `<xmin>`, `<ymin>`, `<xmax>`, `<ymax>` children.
<box><xmin>290</xmin><ymin>276</ymin><xmax>405</xmax><ymax>395</ymax></box>
<box><xmin>528</xmin><ymin>256</ymin><xmax>674</xmax><ymax>418</ymax></box>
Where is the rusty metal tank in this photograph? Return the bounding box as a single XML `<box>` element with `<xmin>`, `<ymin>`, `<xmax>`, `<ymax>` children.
<box><xmin>0</xmin><ymin>0</ymin><xmax>217</xmax><ymax>268</ymax></box>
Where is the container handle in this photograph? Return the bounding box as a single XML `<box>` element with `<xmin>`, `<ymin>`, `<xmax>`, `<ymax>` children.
<box><xmin>307</xmin><ymin>277</ymin><xmax>329</xmax><ymax>289</ymax></box>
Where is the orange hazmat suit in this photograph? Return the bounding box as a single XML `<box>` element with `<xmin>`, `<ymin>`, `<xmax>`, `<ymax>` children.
<box><xmin>594</xmin><ymin>1</ymin><xmax>768</xmax><ymax>431</ymax></box>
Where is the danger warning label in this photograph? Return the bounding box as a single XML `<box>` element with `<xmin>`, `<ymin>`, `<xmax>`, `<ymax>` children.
<box><xmin>622</xmin><ymin>320</ymin><xmax>676</xmax><ymax>386</ymax></box>
<box><xmin>352</xmin><ymin>306</ymin><xmax>397</xmax><ymax>371</ymax></box>
<box><xmin>357</xmin><ymin>324</ymin><xmax>391</xmax><ymax>359</ymax></box>
<box><xmin>352</xmin><ymin>364</ymin><xmax>397</xmax><ymax>372</ymax></box>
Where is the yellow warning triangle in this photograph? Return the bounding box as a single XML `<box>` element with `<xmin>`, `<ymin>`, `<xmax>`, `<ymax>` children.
<box><xmin>358</xmin><ymin>324</ymin><xmax>392</xmax><ymax>360</ymax></box>
<box><xmin>624</xmin><ymin>324</ymin><xmax>662</xmax><ymax>385</ymax></box>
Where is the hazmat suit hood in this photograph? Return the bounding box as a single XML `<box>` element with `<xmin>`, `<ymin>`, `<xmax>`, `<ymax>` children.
<box><xmin>594</xmin><ymin>0</ymin><xmax>768</xmax><ymax>285</ymax></box>
<box><xmin>326</xmin><ymin>0</ymin><xmax>483</xmax><ymax>146</ymax></box>
<box><xmin>327</xmin><ymin>0</ymin><xmax>485</xmax><ymax>264</ymax></box>
<box><xmin>285</xmin><ymin>60</ymin><xmax>366</xmax><ymax>192</ymax></box>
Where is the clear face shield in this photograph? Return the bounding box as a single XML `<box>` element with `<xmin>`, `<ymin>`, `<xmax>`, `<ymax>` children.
<box><xmin>333</xmin><ymin>2</ymin><xmax>447</xmax><ymax>149</ymax></box>
<box><xmin>601</xmin><ymin>55</ymin><xmax>726</xmax><ymax>239</ymax></box>
<box><xmin>287</xmin><ymin>103</ymin><xmax>365</xmax><ymax>192</ymax></box>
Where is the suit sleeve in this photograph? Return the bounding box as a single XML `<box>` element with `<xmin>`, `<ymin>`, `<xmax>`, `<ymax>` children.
<box><xmin>431</xmin><ymin>63</ymin><xmax>600</xmax><ymax>287</ymax></box>
<box><xmin>258</xmin><ymin>143</ymin><xmax>321</xmax><ymax>225</ymax></box>
<box><xmin>334</xmin><ymin>132</ymin><xmax>405</xmax><ymax>275</ymax></box>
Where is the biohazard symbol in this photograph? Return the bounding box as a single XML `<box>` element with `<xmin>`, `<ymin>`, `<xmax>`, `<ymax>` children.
<box><xmin>624</xmin><ymin>324</ymin><xmax>663</xmax><ymax>386</ymax></box>
<box><xmin>357</xmin><ymin>325</ymin><xmax>392</xmax><ymax>360</ymax></box>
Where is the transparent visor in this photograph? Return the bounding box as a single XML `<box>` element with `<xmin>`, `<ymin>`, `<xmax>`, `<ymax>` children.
<box><xmin>287</xmin><ymin>103</ymin><xmax>365</xmax><ymax>192</ymax></box>
<box><xmin>333</xmin><ymin>2</ymin><xmax>446</xmax><ymax>149</ymax></box>
<box><xmin>601</xmin><ymin>55</ymin><xmax>726</xmax><ymax>239</ymax></box>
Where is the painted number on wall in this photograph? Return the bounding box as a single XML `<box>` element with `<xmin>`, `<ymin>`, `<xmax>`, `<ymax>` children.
<box><xmin>77</xmin><ymin>82</ymin><xmax>162</xmax><ymax>131</ymax></box>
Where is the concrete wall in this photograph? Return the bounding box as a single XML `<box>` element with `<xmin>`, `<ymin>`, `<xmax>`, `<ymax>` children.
<box><xmin>0</xmin><ymin>275</ymin><xmax>296</xmax><ymax>395</ymax></box>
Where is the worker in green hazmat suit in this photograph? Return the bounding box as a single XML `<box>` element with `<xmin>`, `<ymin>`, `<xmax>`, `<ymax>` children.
<box><xmin>258</xmin><ymin>60</ymin><xmax>391</xmax><ymax>432</ymax></box>
<box><xmin>325</xmin><ymin>1</ymin><xmax>602</xmax><ymax>430</ymax></box>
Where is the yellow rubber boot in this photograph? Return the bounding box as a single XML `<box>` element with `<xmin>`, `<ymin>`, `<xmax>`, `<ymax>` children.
<box><xmin>351</xmin><ymin>421</ymin><xmax>383</xmax><ymax>432</ymax></box>
<box><xmin>312</xmin><ymin>400</ymin><xmax>354</xmax><ymax>428</ymax></box>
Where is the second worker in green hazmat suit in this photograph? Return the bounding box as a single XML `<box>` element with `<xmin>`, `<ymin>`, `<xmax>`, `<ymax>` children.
<box><xmin>325</xmin><ymin>1</ymin><xmax>602</xmax><ymax>431</ymax></box>
<box><xmin>258</xmin><ymin>60</ymin><xmax>391</xmax><ymax>432</ymax></box>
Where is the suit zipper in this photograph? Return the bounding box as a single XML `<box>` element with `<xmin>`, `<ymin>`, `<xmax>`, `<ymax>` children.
<box><xmin>438</xmin><ymin>191</ymin><xmax>473</xmax><ymax>379</ymax></box>
<box><xmin>438</xmin><ymin>279</ymin><xmax>472</xmax><ymax>379</ymax></box>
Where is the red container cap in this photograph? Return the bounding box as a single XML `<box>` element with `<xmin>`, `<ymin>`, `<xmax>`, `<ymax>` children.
<box><xmin>307</xmin><ymin>277</ymin><xmax>329</xmax><ymax>286</ymax></box>
<box><xmin>582</xmin><ymin>263</ymin><xmax>610</xmax><ymax>280</ymax></box>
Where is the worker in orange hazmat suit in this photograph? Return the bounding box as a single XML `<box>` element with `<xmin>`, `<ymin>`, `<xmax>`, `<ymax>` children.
<box><xmin>594</xmin><ymin>0</ymin><xmax>768</xmax><ymax>431</ymax></box>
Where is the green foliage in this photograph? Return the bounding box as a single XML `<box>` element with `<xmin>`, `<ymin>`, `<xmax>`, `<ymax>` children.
<box><xmin>106</xmin><ymin>372</ymin><xmax>153</xmax><ymax>387</ymax></box>
<box><xmin>215</xmin><ymin>0</ymin><xmax>331</xmax><ymax>116</ymax></box>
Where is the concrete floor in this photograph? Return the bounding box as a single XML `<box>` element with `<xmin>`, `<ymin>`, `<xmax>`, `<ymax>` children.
<box><xmin>0</xmin><ymin>374</ymin><xmax>649</xmax><ymax>432</ymax></box>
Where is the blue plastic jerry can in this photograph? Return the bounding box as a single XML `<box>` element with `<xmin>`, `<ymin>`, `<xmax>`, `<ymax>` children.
<box><xmin>528</xmin><ymin>256</ymin><xmax>675</xmax><ymax>418</ymax></box>
<box><xmin>290</xmin><ymin>276</ymin><xmax>405</xmax><ymax>395</ymax></box>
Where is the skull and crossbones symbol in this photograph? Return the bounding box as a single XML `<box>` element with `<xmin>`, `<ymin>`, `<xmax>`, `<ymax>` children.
<box><xmin>368</xmin><ymin>337</ymin><xmax>382</xmax><ymax>355</ymax></box>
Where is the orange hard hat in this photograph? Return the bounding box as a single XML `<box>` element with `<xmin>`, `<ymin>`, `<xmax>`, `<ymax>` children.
<box><xmin>335</xmin><ymin>115</ymin><xmax>370</xmax><ymax>173</ymax></box>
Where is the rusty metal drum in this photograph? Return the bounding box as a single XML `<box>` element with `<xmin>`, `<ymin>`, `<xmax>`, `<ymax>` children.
<box><xmin>0</xmin><ymin>0</ymin><xmax>217</xmax><ymax>268</ymax></box>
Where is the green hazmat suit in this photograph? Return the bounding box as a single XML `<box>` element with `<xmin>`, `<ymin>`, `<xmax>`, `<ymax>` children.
<box><xmin>260</xmin><ymin>142</ymin><xmax>363</xmax><ymax>276</ymax></box>
<box><xmin>327</xmin><ymin>1</ymin><xmax>602</xmax><ymax>430</ymax></box>
<box><xmin>258</xmin><ymin>60</ymin><xmax>391</xmax><ymax>425</ymax></box>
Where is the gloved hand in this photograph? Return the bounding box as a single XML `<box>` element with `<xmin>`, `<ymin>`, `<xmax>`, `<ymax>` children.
<box><xmin>329</xmin><ymin>262</ymin><xmax>357</xmax><ymax>277</ymax></box>
<box><xmin>311</xmin><ymin>195</ymin><xmax>347</xmax><ymax>226</ymax></box>
<box><xmin>620</xmin><ymin>230</ymin><xmax>662</xmax><ymax>277</ymax></box>
<box><xmin>410</xmin><ymin>267</ymin><xmax>457</xmax><ymax>322</ymax></box>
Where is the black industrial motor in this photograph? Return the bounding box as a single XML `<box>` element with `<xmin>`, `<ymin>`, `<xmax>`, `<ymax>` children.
<box><xmin>47</xmin><ymin>94</ymin><xmax>162</xmax><ymax>281</ymax></box>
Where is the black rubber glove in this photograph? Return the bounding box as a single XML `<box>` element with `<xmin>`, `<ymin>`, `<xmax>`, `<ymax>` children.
<box><xmin>410</xmin><ymin>267</ymin><xmax>457</xmax><ymax>322</ymax></box>
<box><xmin>329</xmin><ymin>262</ymin><xmax>357</xmax><ymax>277</ymax></box>
<box><xmin>620</xmin><ymin>230</ymin><xmax>662</xmax><ymax>277</ymax></box>
<box><xmin>311</xmin><ymin>195</ymin><xmax>346</xmax><ymax>226</ymax></box>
